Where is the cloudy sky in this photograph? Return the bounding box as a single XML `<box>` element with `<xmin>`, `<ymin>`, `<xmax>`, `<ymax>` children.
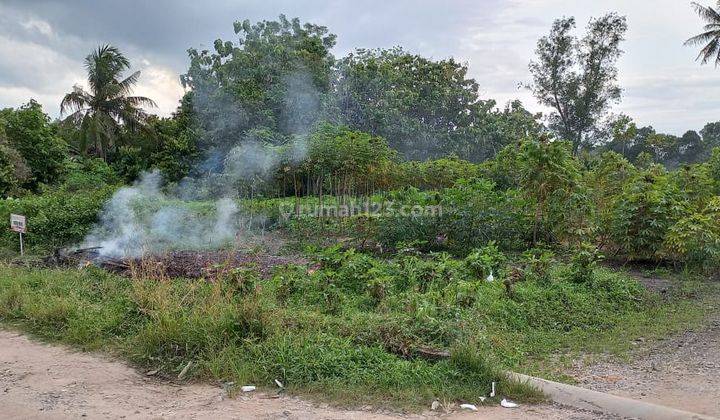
<box><xmin>1</xmin><ymin>0</ymin><xmax>718</xmax><ymax>134</ymax></box>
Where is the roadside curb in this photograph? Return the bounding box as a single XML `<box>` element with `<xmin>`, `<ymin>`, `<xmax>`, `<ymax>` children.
<box><xmin>507</xmin><ymin>372</ymin><xmax>717</xmax><ymax>420</ymax></box>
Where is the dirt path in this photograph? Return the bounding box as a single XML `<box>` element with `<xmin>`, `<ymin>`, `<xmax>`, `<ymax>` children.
<box><xmin>569</xmin><ymin>299</ymin><xmax>720</xmax><ymax>418</ymax></box>
<box><xmin>0</xmin><ymin>330</ymin><xmax>604</xmax><ymax>420</ymax></box>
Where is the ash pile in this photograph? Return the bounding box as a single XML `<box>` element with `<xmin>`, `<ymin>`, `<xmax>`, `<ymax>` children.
<box><xmin>44</xmin><ymin>247</ymin><xmax>305</xmax><ymax>280</ymax></box>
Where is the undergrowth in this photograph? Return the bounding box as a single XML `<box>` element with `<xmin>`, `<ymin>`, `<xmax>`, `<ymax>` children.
<box><xmin>0</xmin><ymin>248</ymin><xmax>713</xmax><ymax>410</ymax></box>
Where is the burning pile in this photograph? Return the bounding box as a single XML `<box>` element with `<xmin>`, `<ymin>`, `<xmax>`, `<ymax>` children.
<box><xmin>46</xmin><ymin>247</ymin><xmax>306</xmax><ymax>280</ymax></box>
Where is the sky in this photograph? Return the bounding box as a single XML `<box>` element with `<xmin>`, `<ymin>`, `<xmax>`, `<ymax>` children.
<box><xmin>0</xmin><ymin>0</ymin><xmax>719</xmax><ymax>135</ymax></box>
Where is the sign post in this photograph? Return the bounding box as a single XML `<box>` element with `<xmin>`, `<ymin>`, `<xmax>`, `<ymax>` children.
<box><xmin>10</xmin><ymin>214</ymin><xmax>26</xmax><ymax>256</ymax></box>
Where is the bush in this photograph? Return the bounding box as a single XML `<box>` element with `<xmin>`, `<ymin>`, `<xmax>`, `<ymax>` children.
<box><xmin>664</xmin><ymin>197</ymin><xmax>720</xmax><ymax>271</ymax></box>
<box><xmin>375</xmin><ymin>179</ymin><xmax>531</xmax><ymax>254</ymax></box>
<box><xmin>0</xmin><ymin>186</ymin><xmax>115</xmax><ymax>251</ymax></box>
<box><xmin>464</xmin><ymin>241</ymin><xmax>506</xmax><ymax>278</ymax></box>
<box><xmin>61</xmin><ymin>157</ymin><xmax>120</xmax><ymax>192</ymax></box>
<box><xmin>609</xmin><ymin>170</ymin><xmax>685</xmax><ymax>260</ymax></box>
<box><xmin>397</xmin><ymin>157</ymin><xmax>480</xmax><ymax>190</ymax></box>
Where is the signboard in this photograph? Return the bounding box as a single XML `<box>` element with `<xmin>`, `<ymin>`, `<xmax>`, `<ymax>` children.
<box><xmin>10</xmin><ymin>214</ymin><xmax>26</xmax><ymax>233</ymax></box>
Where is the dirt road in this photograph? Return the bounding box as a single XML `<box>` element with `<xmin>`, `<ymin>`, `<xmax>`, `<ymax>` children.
<box><xmin>0</xmin><ymin>330</ymin><xmax>603</xmax><ymax>420</ymax></box>
<box><xmin>571</xmin><ymin>288</ymin><xmax>720</xmax><ymax>418</ymax></box>
<box><xmin>570</xmin><ymin>301</ymin><xmax>720</xmax><ymax>418</ymax></box>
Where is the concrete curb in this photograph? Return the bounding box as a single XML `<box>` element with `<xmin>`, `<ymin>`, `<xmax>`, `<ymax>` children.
<box><xmin>507</xmin><ymin>372</ymin><xmax>717</xmax><ymax>420</ymax></box>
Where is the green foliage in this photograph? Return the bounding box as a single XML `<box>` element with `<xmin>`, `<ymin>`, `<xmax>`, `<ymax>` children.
<box><xmin>0</xmin><ymin>186</ymin><xmax>115</xmax><ymax>251</ymax></box>
<box><xmin>375</xmin><ymin>179</ymin><xmax>531</xmax><ymax>254</ymax></box>
<box><xmin>529</xmin><ymin>13</ymin><xmax>627</xmax><ymax>153</ymax></box>
<box><xmin>61</xmin><ymin>157</ymin><xmax>120</xmax><ymax>192</ymax></box>
<box><xmin>465</xmin><ymin>241</ymin><xmax>506</xmax><ymax>278</ymax></box>
<box><xmin>664</xmin><ymin>197</ymin><xmax>720</xmax><ymax>271</ymax></box>
<box><xmin>517</xmin><ymin>137</ymin><xmax>582</xmax><ymax>243</ymax></box>
<box><xmin>0</xmin><ymin>101</ymin><xmax>68</xmax><ymax>190</ymax></box>
<box><xmin>609</xmin><ymin>170</ymin><xmax>685</xmax><ymax>260</ymax></box>
<box><xmin>2</xmin><ymin>245</ymin><xmax>702</xmax><ymax>407</ymax></box>
<box><xmin>299</xmin><ymin>123</ymin><xmax>396</xmax><ymax>196</ymax></box>
<box><xmin>686</xmin><ymin>1</ymin><xmax>720</xmax><ymax>66</ymax></box>
<box><xmin>398</xmin><ymin>157</ymin><xmax>480</xmax><ymax>190</ymax></box>
<box><xmin>586</xmin><ymin>151</ymin><xmax>637</xmax><ymax>232</ymax></box>
<box><xmin>521</xmin><ymin>248</ymin><xmax>556</xmax><ymax>284</ymax></box>
<box><xmin>60</xmin><ymin>45</ymin><xmax>155</xmax><ymax>160</ymax></box>
<box><xmin>0</xmin><ymin>141</ymin><xmax>31</xmax><ymax>197</ymax></box>
<box><xmin>182</xmin><ymin>15</ymin><xmax>336</xmax><ymax>149</ymax></box>
<box><xmin>113</xmin><ymin>111</ymin><xmax>200</xmax><ymax>182</ymax></box>
<box><xmin>708</xmin><ymin>147</ymin><xmax>720</xmax><ymax>194</ymax></box>
<box><xmin>566</xmin><ymin>243</ymin><xmax>604</xmax><ymax>284</ymax></box>
<box><xmin>333</xmin><ymin>48</ymin><xmax>540</xmax><ymax>160</ymax></box>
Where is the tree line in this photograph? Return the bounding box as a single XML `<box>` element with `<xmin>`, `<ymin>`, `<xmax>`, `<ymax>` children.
<box><xmin>1</xmin><ymin>5</ymin><xmax>720</xmax><ymax>197</ymax></box>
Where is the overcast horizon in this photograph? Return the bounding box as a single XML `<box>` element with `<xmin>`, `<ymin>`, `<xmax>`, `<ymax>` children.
<box><xmin>1</xmin><ymin>0</ymin><xmax>719</xmax><ymax>135</ymax></box>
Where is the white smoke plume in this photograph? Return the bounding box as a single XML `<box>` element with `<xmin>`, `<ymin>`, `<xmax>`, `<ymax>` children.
<box><xmin>81</xmin><ymin>69</ymin><xmax>319</xmax><ymax>258</ymax></box>
<box><xmin>82</xmin><ymin>172</ymin><xmax>240</xmax><ymax>257</ymax></box>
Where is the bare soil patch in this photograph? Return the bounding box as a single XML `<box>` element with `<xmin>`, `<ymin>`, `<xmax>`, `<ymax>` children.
<box><xmin>569</xmin><ymin>296</ymin><xmax>720</xmax><ymax>417</ymax></box>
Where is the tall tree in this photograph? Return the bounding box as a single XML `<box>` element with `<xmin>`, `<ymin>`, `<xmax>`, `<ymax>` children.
<box><xmin>529</xmin><ymin>13</ymin><xmax>627</xmax><ymax>154</ymax></box>
<box><xmin>181</xmin><ymin>15</ymin><xmax>336</xmax><ymax>155</ymax></box>
<box><xmin>60</xmin><ymin>45</ymin><xmax>156</xmax><ymax>160</ymax></box>
<box><xmin>334</xmin><ymin>47</ymin><xmax>539</xmax><ymax>160</ymax></box>
<box><xmin>685</xmin><ymin>2</ymin><xmax>720</xmax><ymax>65</ymax></box>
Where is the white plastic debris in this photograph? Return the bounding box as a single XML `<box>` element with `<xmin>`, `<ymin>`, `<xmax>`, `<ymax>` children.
<box><xmin>486</xmin><ymin>270</ymin><xmax>495</xmax><ymax>282</ymax></box>
<box><xmin>241</xmin><ymin>385</ymin><xmax>256</xmax><ymax>392</ymax></box>
<box><xmin>431</xmin><ymin>400</ymin><xmax>440</xmax><ymax>410</ymax></box>
<box><xmin>274</xmin><ymin>379</ymin><xmax>284</xmax><ymax>388</ymax></box>
<box><xmin>500</xmin><ymin>398</ymin><xmax>519</xmax><ymax>408</ymax></box>
<box><xmin>479</xmin><ymin>396</ymin><xmax>487</xmax><ymax>403</ymax></box>
<box><xmin>177</xmin><ymin>361</ymin><xmax>193</xmax><ymax>380</ymax></box>
<box><xmin>489</xmin><ymin>381</ymin><xmax>496</xmax><ymax>397</ymax></box>
<box><xmin>460</xmin><ymin>403</ymin><xmax>478</xmax><ymax>411</ymax></box>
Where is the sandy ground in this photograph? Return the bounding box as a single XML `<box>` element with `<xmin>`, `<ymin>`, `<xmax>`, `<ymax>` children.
<box><xmin>569</xmin><ymin>304</ymin><xmax>720</xmax><ymax>418</ymax></box>
<box><xmin>0</xmin><ymin>330</ymin><xmax>606</xmax><ymax>420</ymax></box>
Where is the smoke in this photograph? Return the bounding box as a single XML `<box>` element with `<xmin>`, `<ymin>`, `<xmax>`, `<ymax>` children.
<box><xmin>82</xmin><ymin>172</ymin><xmax>240</xmax><ymax>257</ymax></box>
<box><xmin>82</xmin><ymin>69</ymin><xmax>320</xmax><ymax>258</ymax></box>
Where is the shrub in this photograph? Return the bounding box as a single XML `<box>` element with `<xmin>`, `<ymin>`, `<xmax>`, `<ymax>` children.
<box><xmin>464</xmin><ymin>241</ymin><xmax>506</xmax><ymax>278</ymax></box>
<box><xmin>566</xmin><ymin>243</ymin><xmax>604</xmax><ymax>284</ymax></box>
<box><xmin>609</xmin><ymin>170</ymin><xmax>685</xmax><ymax>260</ymax></box>
<box><xmin>398</xmin><ymin>157</ymin><xmax>480</xmax><ymax>190</ymax></box>
<box><xmin>664</xmin><ymin>197</ymin><xmax>720</xmax><ymax>271</ymax></box>
<box><xmin>0</xmin><ymin>186</ymin><xmax>115</xmax><ymax>251</ymax></box>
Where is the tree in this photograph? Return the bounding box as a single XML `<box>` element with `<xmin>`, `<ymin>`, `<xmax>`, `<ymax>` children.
<box><xmin>678</xmin><ymin>130</ymin><xmax>704</xmax><ymax>163</ymax></box>
<box><xmin>333</xmin><ymin>47</ymin><xmax>481</xmax><ymax>159</ymax></box>
<box><xmin>0</xmin><ymin>118</ymin><xmax>31</xmax><ymax>196</ymax></box>
<box><xmin>332</xmin><ymin>47</ymin><xmax>534</xmax><ymax>161</ymax></box>
<box><xmin>528</xmin><ymin>13</ymin><xmax>627</xmax><ymax>154</ymax></box>
<box><xmin>181</xmin><ymin>15</ymin><xmax>336</xmax><ymax>155</ymax></box>
<box><xmin>605</xmin><ymin>114</ymin><xmax>637</xmax><ymax>159</ymax></box>
<box><xmin>685</xmin><ymin>2</ymin><xmax>720</xmax><ymax>65</ymax></box>
<box><xmin>701</xmin><ymin>121</ymin><xmax>720</xmax><ymax>155</ymax></box>
<box><xmin>60</xmin><ymin>45</ymin><xmax>156</xmax><ymax>160</ymax></box>
<box><xmin>1</xmin><ymin>101</ymin><xmax>67</xmax><ymax>189</ymax></box>
<box><xmin>518</xmin><ymin>135</ymin><xmax>581</xmax><ymax>243</ymax></box>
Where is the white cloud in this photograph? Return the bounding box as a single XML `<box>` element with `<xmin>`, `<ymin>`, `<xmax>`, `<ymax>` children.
<box><xmin>132</xmin><ymin>63</ymin><xmax>186</xmax><ymax>117</ymax></box>
<box><xmin>21</xmin><ymin>18</ymin><xmax>53</xmax><ymax>37</ymax></box>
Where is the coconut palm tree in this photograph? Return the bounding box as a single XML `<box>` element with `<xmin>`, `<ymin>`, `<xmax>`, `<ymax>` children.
<box><xmin>685</xmin><ymin>2</ymin><xmax>720</xmax><ymax>65</ymax></box>
<box><xmin>60</xmin><ymin>45</ymin><xmax>156</xmax><ymax>160</ymax></box>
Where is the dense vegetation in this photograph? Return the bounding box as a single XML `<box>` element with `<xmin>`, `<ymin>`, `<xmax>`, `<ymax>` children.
<box><xmin>0</xmin><ymin>255</ymin><xmax>711</xmax><ymax>407</ymax></box>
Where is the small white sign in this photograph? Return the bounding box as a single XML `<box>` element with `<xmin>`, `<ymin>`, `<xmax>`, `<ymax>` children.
<box><xmin>10</xmin><ymin>214</ymin><xmax>26</xmax><ymax>233</ymax></box>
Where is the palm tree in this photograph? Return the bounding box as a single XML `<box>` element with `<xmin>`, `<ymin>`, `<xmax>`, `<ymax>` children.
<box><xmin>685</xmin><ymin>2</ymin><xmax>720</xmax><ymax>65</ymax></box>
<box><xmin>60</xmin><ymin>45</ymin><xmax>156</xmax><ymax>160</ymax></box>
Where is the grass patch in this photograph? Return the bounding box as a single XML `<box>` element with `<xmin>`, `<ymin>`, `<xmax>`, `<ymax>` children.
<box><xmin>0</xmin><ymin>249</ymin><xmax>714</xmax><ymax>410</ymax></box>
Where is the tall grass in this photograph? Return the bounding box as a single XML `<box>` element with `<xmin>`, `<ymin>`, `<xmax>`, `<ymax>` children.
<box><xmin>0</xmin><ymin>254</ymin><xmax>712</xmax><ymax>409</ymax></box>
